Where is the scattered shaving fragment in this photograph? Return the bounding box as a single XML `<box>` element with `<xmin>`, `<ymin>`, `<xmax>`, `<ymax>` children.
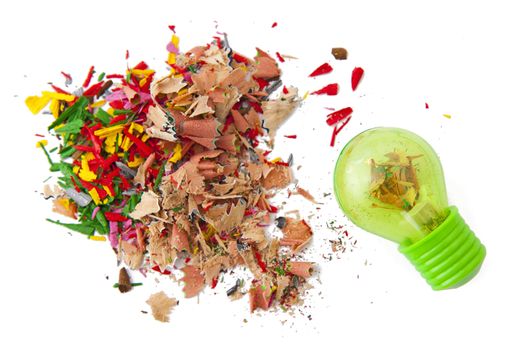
<box><xmin>309</xmin><ymin>63</ymin><xmax>333</xmax><ymax>77</ymax></box>
<box><xmin>146</xmin><ymin>291</ymin><xmax>178</xmax><ymax>322</ymax></box>
<box><xmin>294</xmin><ymin>187</ymin><xmax>317</xmax><ymax>203</ymax></box>
<box><xmin>311</xmin><ymin>83</ymin><xmax>339</xmax><ymax>96</ymax></box>
<box><xmin>351</xmin><ymin>67</ymin><xmax>364</xmax><ymax>91</ymax></box>
<box><xmin>331</xmin><ymin>47</ymin><xmax>348</xmax><ymax>60</ymax></box>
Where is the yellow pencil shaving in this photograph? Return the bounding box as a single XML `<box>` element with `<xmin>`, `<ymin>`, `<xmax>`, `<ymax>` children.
<box><xmin>270</xmin><ymin>157</ymin><xmax>282</xmax><ymax>163</ymax></box>
<box><xmin>205</xmin><ymin>225</ymin><xmax>216</xmax><ymax>238</ymax></box>
<box><xmin>103</xmin><ymin>185</ymin><xmax>113</xmax><ymax>197</ymax></box>
<box><xmin>443</xmin><ymin>114</ymin><xmax>452</xmax><ymax>119</ymax></box>
<box><xmin>88</xmin><ymin>188</ymin><xmax>101</xmax><ymax>205</ymax></box>
<box><xmin>170</xmin><ymin>105</ymin><xmax>186</xmax><ymax>112</ymax></box>
<box><xmin>128</xmin><ymin>156</ymin><xmax>143</xmax><ymax>168</ymax></box>
<box><xmin>169</xmin><ymin>143</ymin><xmax>183</xmax><ymax>163</ymax></box>
<box><xmin>78</xmin><ymin>153</ymin><xmax>97</xmax><ymax>182</ymax></box>
<box><xmin>94</xmin><ymin>124</ymin><xmax>125</xmax><ymax>138</ymax></box>
<box><xmin>131</xmin><ymin>69</ymin><xmax>155</xmax><ymax>77</ymax></box>
<box><xmin>57</xmin><ymin>198</ymin><xmax>71</xmax><ymax>210</ymax></box>
<box><xmin>104</xmin><ymin>133</ymin><xmax>118</xmax><ymax>154</ymax></box>
<box><xmin>49</xmin><ymin>98</ymin><xmax>61</xmax><ymax>118</ymax></box>
<box><xmin>89</xmin><ymin>236</ymin><xmax>107</xmax><ymax>241</ymax></box>
<box><xmin>166</xmin><ymin>35</ymin><xmax>180</xmax><ymax>65</ymax></box>
<box><xmin>130</xmin><ymin>122</ymin><xmax>144</xmax><ymax>134</ymax></box>
<box><xmin>121</xmin><ymin>136</ymin><xmax>132</xmax><ymax>151</ymax></box>
<box><xmin>171</xmin><ymin>34</ymin><xmax>180</xmax><ymax>49</ymax></box>
<box><xmin>116</xmin><ymin>133</ymin><xmax>123</xmax><ymax>148</ymax></box>
<box><xmin>25</xmin><ymin>91</ymin><xmax>74</xmax><ymax>115</ymax></box>
<box><xmin>36</xmin><ymin>140</ymin><xmax>48</xmax><ymax>148</ymax></box>
<box><xmin>91</xmin><ymin>99</ymin><xmax>106</xmax><ymax>108</ymax></box>
<box><xmin>42</xmin><ymin>91</ymin><xmax>75</xmax><ymax>101</ymax></box>
<box><xmin>302</xmin><ymin>91</ymin><xmax>309</xmax><ymax>100</ymax></box>
<box><xmin>26</xmin><ymin>95</ymin><xmax>51</xmax><ymax>115</ymax></box>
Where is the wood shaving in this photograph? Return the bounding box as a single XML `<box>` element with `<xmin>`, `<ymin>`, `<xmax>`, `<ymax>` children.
<box><xmin>262</xmin><ymin>87</ymin><xmax>300</xmax><ymax>143</ymax></box>
<box><xmin>331</xmin><ymin>47</ymin><xmax>348</xmax><ymax>60</ymax></box>
<box><xmin>185</xmin><ymin>95</ymin><xmax>214</xmax><ymax>118</ymax></box>
<box><xmin>262</xmin><ymin>164</ymin><xmax>293</xmax><ymax>189</ymax></box>
<box><xmin>146</xmin><ymin>291</ymin><xmax>178</xmax><ymax>323</ymax></box>
<box><xmin>288</xmin><ymin>261</ymin><xmax>314</xmax><ymax>278</ymax></box>
<box><xmin>279</xmin><ymin>217</ymin><xmax>313</xmax><ymax>253</ymax></box>
<box><xmin>152</xmin><ymin>75</ymin><xmax>186</xmax><ymax>99</ymax></box>
<box><xmin>129</xmin><ymin>191</ymin><xmax>160</xmax><ymax>220</ymax></box>
<box><xmin>118</xmin><ymin>267</ymin><xmax>132</xmax><ymax>293</ymax></box>
<box><xmin>294</xmin><ymin>186</ymin><xmax>317</xmax><ymax>203</ymax></box>
<box><xmin>181</xmin><ymin>266</ymin><xmax>205</xmax><ymax>298</ymax></box>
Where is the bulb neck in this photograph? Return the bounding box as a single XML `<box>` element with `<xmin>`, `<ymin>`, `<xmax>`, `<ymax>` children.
<box><xmin>398</xmin><ymin>206</ymin><xmax>486</xmax><ymax>290</ymax></box>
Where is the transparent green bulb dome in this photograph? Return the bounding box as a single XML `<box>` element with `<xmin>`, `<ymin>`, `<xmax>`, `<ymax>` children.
<box><xmin>334</xmin><ymin>127</ymin><xmax>486</xmax><ymax>290</ymax></box>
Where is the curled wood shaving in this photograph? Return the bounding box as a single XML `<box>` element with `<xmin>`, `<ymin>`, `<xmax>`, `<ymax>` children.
<box><xmin>146</xmin><ymin>105</ymin><xmax>169</xmax><ymax>130</ymax></box>
<box><xmin>145</xmin><ymin>126</ymin><xmax>177</xmax><ymax>142</ymax></box>
<box><xmin>185</xmin><ymin>95</ymin><xmax>214</xmax><ymax>118</ymax></box>
<box><xmin>129</xmin><ymin>191</ymin><xmax>161</xmax><ymax>220</ymax></box>
<box><xmin>279</xmin><ymin>217</ymin><xmax>313</xmax><ymax>253</ymax></box>
<box><xmin>262</xmin><ymin>164</ymin><xmax>292</xmax><ymax>190</ymax></box>
<box><xmin>151</xmin><ymin>75</ymin><xmax>186</xmax><ymax>100</ymax></box>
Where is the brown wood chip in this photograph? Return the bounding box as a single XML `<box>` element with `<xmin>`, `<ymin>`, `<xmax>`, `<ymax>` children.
<box><xmin>331</xmin><ymin>47</ymin><xmax>348</xmax><ymax>60</ymax></box>
<box><xmin>118</xmin><ymin>267</ymin><xmax>132</xmax><ymax>293</ymax></box>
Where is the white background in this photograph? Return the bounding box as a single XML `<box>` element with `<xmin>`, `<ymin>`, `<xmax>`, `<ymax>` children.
<box><xmin>1</xmin><ymin>0</ymin><xmax>524</xmax><ymax>349</ymax></box>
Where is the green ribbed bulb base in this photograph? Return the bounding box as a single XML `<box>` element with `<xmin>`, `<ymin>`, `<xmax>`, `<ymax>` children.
<box><xmin>399</xmin><ymin>206</ymin><xmax>486</xmax><ymax>290</ymax></box>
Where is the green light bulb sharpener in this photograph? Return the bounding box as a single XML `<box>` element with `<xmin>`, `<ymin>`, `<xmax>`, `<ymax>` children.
<box><xmin>334</xmin><ymin>127</ymin><xmax>486</xmax><ymax>290</ymax></box>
